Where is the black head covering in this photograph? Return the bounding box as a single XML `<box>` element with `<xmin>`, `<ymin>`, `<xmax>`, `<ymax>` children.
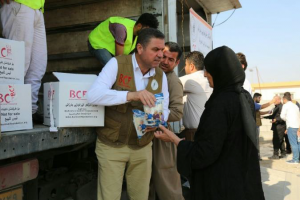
<box><xmin>204</xmin><ymin>46</ymin><xmax>245</xmax><ymax>92</ymax></box>
<box><xmin>204</xmin><ymin>46</ymin><xmax>258</xmax><ymax>149</ymax></box>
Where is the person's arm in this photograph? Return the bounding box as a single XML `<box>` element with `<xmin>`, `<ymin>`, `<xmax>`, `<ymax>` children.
<box><xmin>109</xmin><ymin>23</ymin><xmax>127</xmax><ymax>56</ymax></box>
<box><xmin>115</xmin><ymin>44</ymin><xmax>124</xmax><ymax>56</ymax></box>
<box><xmin>260</xmin><ymin>98</ymin><xmax>275</xmax><ymax>109</ymax></box>
<box><xmin>87</xmin><ymin>58</ymin><xmax>156</xmax><ymax>107</ymax></box>
<box><xmin>260</xmin><ymin>111</ymin><xmax>270</xmax><ymax>115</ymax></box>
<box><xmin>167</xmin><ymin>75</ymin><xmax>183</xmax><ymax>122</ymax></box>
<box><xmin>280</xmin><ymin>104</ymin><xmax>287</xmax><ymax>121</ymax></box>
<box><xmin>161</xmin><ymin>73</ymin><xmax>170</xmax><ymax>121</ymax></box>
<box><xmin>156</xmin><ymin>98</ymin><xmax>229</xmax><ymax>169</ymax></box>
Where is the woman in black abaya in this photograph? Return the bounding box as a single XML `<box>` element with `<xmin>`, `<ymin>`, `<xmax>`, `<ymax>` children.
<box><xmin>155</xmin><ymin>46</ymin><xmax>265</xmax><ymax>200</ymax></box>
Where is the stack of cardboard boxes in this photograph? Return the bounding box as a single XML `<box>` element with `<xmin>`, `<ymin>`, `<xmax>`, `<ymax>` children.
<box><xmin>0</xmin><ymin>38</ymin><xmax>104</xmax><ymax>133</ymax></box>
<box><xmin>0</xmin><ymin>38</ymin><xmax>33</xmax><ymax>132</ymax></box>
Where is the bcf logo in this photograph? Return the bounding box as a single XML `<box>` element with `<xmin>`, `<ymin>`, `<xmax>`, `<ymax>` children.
<box><xmin>1</xmin><ymin>45</ymin><xmax>12</xmax><ymax>58</ymax></box>
<box><xmin>118</xmin><ymin>73</ymin><xmax>132</xmax><ymax>88</ymax></box>
<box><xmin>70</xmin><ymin>90</ymin><xmax>87</xmax><ymax>99</ymax></box>
<box><xmin>0</xmin><ymin>85</ymin><xmax>15</xmax><ymax>104</ymax></box>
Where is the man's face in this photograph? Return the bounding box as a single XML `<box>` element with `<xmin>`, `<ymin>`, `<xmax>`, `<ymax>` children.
<box><xmin>274</xmin><ymin>97</ymin><xmax>281</xmax><ymax>105</ymax></box>
<box><xmin>255</xmin><ymin>96</ymin><xmax>261</xmax><ymax>103</ymax></box>
<box><xmin>137</xmin><ymin>38</ymin><xmax>165</xmax><ymax>69</ymax></box>
<box><xmin>159</xmin><ymin>47</ymin><xmax>179</xmax><ymax>73</ymax></box>
<box><xmin>283</xmin><ymin>98</ymin><xmax>288</xmax><ymax>104</ymax></box>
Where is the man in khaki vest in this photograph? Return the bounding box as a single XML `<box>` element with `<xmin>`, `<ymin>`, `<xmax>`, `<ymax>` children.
<box><xmin>149</xmin><ymin>42</ymin><xmax>184</xmax><ymax>200</ymax></box>
<box><xmin>253</xmin><ymin>93</ymin><xmax>275</xmax><ymax>160</ymax></box>
<box><xmin>87</xmin><ymin>28</ymin><xmax>169</xmax><ymax>200</ymax></box>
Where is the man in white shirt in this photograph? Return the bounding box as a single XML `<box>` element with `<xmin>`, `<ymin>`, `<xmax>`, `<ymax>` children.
<box><xmin>87</xmin><ymin>28</ymin><xmax>169</xmax><ymax>200</ymax></box>
<box><xmin>236</xmin><ymin>52</ymin><xmax>252</xmax><ymax>95</ymax></box>
<box><xmin>179</xmin><ymin>51</ymin><xmax>212</xmax><ymax>140</ymax></box>
<box><xmin>280</xmin><ymin>93</ymin><xmax>300</xmax><ymax>164</ymax></box>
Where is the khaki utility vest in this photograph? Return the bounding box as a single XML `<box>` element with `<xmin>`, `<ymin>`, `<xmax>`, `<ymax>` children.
<box><xmin>96</xmin><ymin>55</ymin><xmax>163</xmax><ymax>149</ymax></box>
<box><xmin>256</xmin><ymin>111</ymin><xmax>262</xmax><ymax>126</ymax></box>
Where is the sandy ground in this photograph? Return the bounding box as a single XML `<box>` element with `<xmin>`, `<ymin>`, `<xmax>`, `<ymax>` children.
<box><xmin>260</xmin><ymin>140</ymin><xmax>300</xmax><ymax>174</ymax></box>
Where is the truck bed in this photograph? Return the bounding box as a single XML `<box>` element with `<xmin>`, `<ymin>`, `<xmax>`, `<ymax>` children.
<box><xmin>0</xmin><ymin>125</ymin><xmax>96</xmax><ymax>160</ymax></box>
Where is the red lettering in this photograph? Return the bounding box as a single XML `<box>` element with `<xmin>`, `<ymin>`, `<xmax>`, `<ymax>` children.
<box><xmin>83</xmin><ymin>91</ymin><xmax>87</xmax><ymax>98</ymax></box>
<box><xmin>70</xmin><ymin>90</ymin><xmax>76</xmax><ymax>98</ymax></box>
<box><xmin>4</xmin><ymin>94</ymin><xmax>10</xmax><ymax>103</ymax></box>
<box><xmin>119</xmin><ymin>74</ymin><xmax>124</xmax><ymax>84</ymax></box>
<box><xmin>76</xmin><ymin>91</ymin><xmax>81</xmax><ymax>99</ymax></box>
<box><xmin>48</xmin><ymin>90</ymin><xmax>55</xmax><ymax>99</ymax></box>
<box><xmin>118</xmin><ymin>74</ymin><xmax>132</xmax><ymax>88</ymax></box>
<box><xmin>0</xmin><ymin>93</ymin><xmax>11</xmax><ymax>103</ymax></box>
<box><xmin>1</xmin><ymin>47</ymin><xmax>6</xmax><ymax>57</ymax></box>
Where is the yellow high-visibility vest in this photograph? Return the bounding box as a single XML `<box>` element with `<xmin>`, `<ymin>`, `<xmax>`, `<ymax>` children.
<box><xmin>15</xmin><ymin>0</ymin><xmax>45</xmax><ymax>12</ymax></box>
<box><xmin>89</xmin><ymin>17</ymin><xmax>137</xmax><ymax>56</ymax></box>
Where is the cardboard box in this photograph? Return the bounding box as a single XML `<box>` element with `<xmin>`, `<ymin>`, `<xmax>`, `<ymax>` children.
<box><xmin>44</xmin><ymin>72</ymin><xmax>104</xmax><ymax>127</ymax></box>
<box><xmin>0</xmin><ymin>38</ymin><xmax>25</xmax><ymax>84</ymax></box>
<box><xmin>0</xmin><ymin>84</ymin><xmax>33</xmax><ymax>132</ymax></box>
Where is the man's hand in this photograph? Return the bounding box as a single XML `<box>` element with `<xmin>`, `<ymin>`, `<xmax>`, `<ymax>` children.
<box><xmin>297</xmin><ymin>129</ymin><xmax>300</xmax><ymax>137</ymax></box>
<box><xmin>127</xmin><ymin>90</ymin><xmax>156</xmax><ymax>107</ymax></box>
<box><xmin>0</xmin><ymin>0</ymin><xmax>10</xmax><ymax>5</ymax></box>
<box><xmin>272</xmin><ymin>119</ymin><xmax>276</xmax><ymax>123</ymax></box>
<box><xmin>270</xmin><ymin>97</ymin><xmax>276</xmax><ymax>104</ymax></box>
<box><xmin>285</xmin><ymin>130</ymin><xmax>287</xmax><ymax>135</ymax></box>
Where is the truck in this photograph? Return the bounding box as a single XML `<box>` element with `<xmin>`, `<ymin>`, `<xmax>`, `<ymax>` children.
<box><xmin>0</xmin><ymin>0</ymin><xmax>241</xmax><ymax>199</ymax></box>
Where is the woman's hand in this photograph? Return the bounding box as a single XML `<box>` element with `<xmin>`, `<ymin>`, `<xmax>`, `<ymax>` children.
<box><xmin>154</xmin><ymin>125</ymin><xmax>183</xmax><ymax>146</ymax></box>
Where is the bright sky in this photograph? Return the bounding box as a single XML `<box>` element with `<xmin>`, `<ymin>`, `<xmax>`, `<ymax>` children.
<box><xmin>211</xmin><ymin>0</ymin><xmax>300</xmax><ymax>84</ymax></box>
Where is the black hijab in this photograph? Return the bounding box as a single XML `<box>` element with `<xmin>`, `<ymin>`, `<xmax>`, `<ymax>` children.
<box><xmin>204</xmin><ymin>46</ymin><xmax>258</xmax><ymax>149</ymax></box>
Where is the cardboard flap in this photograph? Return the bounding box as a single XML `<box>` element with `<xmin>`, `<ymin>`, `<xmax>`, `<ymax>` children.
<box><xmin>53</xmin><ymin>72</ymin><xmax>97</xmax><ymax>83</ymax></box>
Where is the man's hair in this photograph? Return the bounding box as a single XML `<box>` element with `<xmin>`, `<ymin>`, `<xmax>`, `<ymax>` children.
<box><xmin>236</xmin><ymin>52</ymin><xmax>248</xmax><ymax>71</ymax></box>
<box><xmin>135</xmin><ymin>28</ymin><xmax>164</xmax><ymax>52</ymax></box>
<box><xmin>185</xmin><ymin>51</ymin><xmax>204</xmax><ymax>70</ymax></box>
<box><xmin>136</xmin><ymin>13</ymin><xmax>159</xmax><ymax>29</ymax></box>
<box><xmin>165</xmin><ymin>42</ymin><xmax>182</xmax><ymax>61</ymax></box>
<box><xmin>283</xmin><ymin>92</ymin><xmax>292</xmax><ymax>101</ymax></box>
<box><xmin>253</xmin><ymin>93</ymin><xmax>262</xmax><ymax>99</ymax></box>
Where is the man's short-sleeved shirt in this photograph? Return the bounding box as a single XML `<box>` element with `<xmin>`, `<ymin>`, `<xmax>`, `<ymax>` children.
<box><xmin>254</xmin><ymin>102</ymin><xmax>261</xmax><ymax>111</ymax></box>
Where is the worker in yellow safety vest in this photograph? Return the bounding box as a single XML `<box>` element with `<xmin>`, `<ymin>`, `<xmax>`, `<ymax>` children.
<box><xmin>88</xmin><ymin>13</ymin><xmax>159</xmax><ymax>70</ymax></box>
<box><xmin>0</xmin><ymin>0</ymin><xmax>47</xmax><ymax>124</ymax></box>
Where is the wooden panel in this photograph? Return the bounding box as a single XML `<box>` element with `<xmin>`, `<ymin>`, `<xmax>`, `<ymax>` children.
<box><xmin>45</xmin><ymin>0</ymin><xmax>102</xmax><ymax>10</ymax></box>
<box><xmin>47</xmin><ymin>30</ymin><xmax>90</xmax><ymax>55</ymax></box>
<box><xmin>44</xmin><ymin>0</ymin><xmax>142</xmax><ymax>29</ymax></box>
<box><xmin>46</xmin><ymin>57</ymin><xmax>102</xmax><ymax>73</ymax></box>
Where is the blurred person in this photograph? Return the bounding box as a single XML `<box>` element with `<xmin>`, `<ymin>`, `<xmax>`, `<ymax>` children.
<box><xmin>179</xmin><ymin>51</ymin><xmax>212</xmax><ymax>141</ymax></box>
<box><xmin>87</xmin><ymin>28</ymin><xmax>169</xmax><ymax>200</ymax></box>
<box><xmin>280</xmin><ymin>93</ymin><xmax>300</xmax><ymax>164</ymax></box>
<box><xmin>236</xmin><ymin>52</ymin><xmax>252</xmax><ymax>95</ymax></box>
<box><xmin>253</xmin><ymin>93</ymin><xmax>275</xmax><ymax>160</ymax></box>
<box><xmin>1</xmin><ymin>0</ymin><xmax>47</xmax><ymax>123</ymax></box>
<box><xmin>149</xmin><ymin>42</ymin><xmax>184</xmax><ymax>200</ymax></box>
<box><xmin>154</xmin><ymin>46</ymin><xmax>265</xmax><ymax>200</ymax></box>
<box><xmin>263</xmin><ymin>96</ymin><xmax>286</xmax><ymax>159</ymax></box>
<box><xmin>283</xmin><ymin>92</ymin><xmax>300</xmax><ymax>153</ymax></box>
<box><xmin>88</xmin><ymin>13</ymin><xmax>159</xmax><ymax>69</ymax></box>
